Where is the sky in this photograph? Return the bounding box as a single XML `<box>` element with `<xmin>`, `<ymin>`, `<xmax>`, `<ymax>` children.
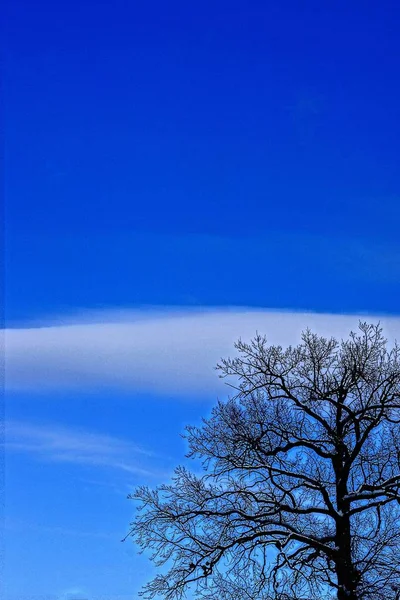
<box><xmin>3</xmin><ymin>0</ymin><xmax>400</xmax><ymax>598</ymax></box>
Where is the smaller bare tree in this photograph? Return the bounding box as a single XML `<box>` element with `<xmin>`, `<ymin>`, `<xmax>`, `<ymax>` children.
<box><xmin>126</xmin><ymin>322</ymin><xmax>400</xmax><ymax>600</ymax></box>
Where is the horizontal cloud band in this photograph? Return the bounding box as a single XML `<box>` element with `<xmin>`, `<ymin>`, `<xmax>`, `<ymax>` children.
<box><xmin>5</xmin><ymin>307</ymin><xmax>400</xmax><ymax>397</ymax></box>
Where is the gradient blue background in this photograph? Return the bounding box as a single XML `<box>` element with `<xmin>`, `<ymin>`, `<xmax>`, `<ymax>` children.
<box><xmin>4</xmin><ymin>0</ymin><xmax>400</xmax><ymax>598</ymax></box>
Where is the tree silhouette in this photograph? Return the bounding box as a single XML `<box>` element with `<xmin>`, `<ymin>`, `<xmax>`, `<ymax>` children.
<box><xmin>126</xmin><ymin>322</ymin><xmax>400</xmax><ymax>600</ymax></box>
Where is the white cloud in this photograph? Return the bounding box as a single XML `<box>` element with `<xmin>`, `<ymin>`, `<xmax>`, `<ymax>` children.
<box><xmin>5</xmin><ymin>307</ymin><xmax>400</xmax><ymax>397</ymax></box>
<box><xmin>57</xmin><ymin>588</ymin><xmax>91</xmax><ymax>600</ymax></box>
<box><xmin>6</xmin><ymin>420</ymin><xmax>159</xmax><ymax>476</ymax></box>
<box><xmin>5</xmin><ymin>517</ymin><xmax>118</xmax><ymax>540</ymax></box>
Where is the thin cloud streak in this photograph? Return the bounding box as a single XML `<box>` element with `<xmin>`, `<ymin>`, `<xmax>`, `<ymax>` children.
<box><xmin>5</xmin><ymin>307</ymin><xmax>400</xmax><ymax>397</ymax></box>
<box><xmin>6</xmin><ymin>420</ymin><xmax>159</xmax><ymax>476</ymax></box>
<box><xmin>5</xmin><ymin>517</ymin><xmax>118</xmax><ymax>540</ymax></box>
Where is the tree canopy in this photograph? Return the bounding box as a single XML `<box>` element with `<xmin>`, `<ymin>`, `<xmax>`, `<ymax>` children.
<box><xmin>126</xmin><ymin>322</ymin><xmax>400</xmax><ymax>600</ymax></box>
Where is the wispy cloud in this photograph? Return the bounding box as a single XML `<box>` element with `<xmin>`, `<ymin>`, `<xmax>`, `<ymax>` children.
<box><xmin>5</xmin><ymin>307</ymin><xmax>400</xmax><ymax>397</ymax></box>
<box><xmin>6</xmin><ymin>596</ymin><xmax>138</xmax><ymax>600</ymax></box>
<box><xmin>6</xmin><ymin>420</ymin><xmax>159</xmax><ymax>476</ymax></box>
<box><xmin>5</xmin><ymin>517</ymin><xmax>118</xmax><ymax>540</ymax></box>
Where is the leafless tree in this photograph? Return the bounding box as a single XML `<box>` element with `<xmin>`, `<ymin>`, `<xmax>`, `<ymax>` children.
<box><xmin>126</xmin><ymin>322</ymin><xmax>400</xmax><ymax>600</ymax></box>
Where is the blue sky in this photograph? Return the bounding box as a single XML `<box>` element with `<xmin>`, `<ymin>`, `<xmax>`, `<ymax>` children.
<box><xmin>3</xmin><ymin>0</ymin><xmax>400</xmax><ymax>598</ymax></box>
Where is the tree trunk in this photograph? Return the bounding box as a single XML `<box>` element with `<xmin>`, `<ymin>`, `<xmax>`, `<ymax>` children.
<box><xmin>335</xmin><ymin>509</ymin><xmax>359</xmax><ymax>599</ymax></box>
<box><xmin>334</xmin><ymin>442</ymin><xmax>359</xmax><ymax>600</ymax></box>
<box><xmin>336</xmin><ymin>561</ymin><xmax>359</xmax><ymax>600</ymax></box>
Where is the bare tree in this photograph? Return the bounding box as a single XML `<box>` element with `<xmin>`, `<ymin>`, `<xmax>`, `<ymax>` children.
<box><xmin>126</xmin><ymin>322</ymin><xmax>400</xmax><ymax>600</ymax></box>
